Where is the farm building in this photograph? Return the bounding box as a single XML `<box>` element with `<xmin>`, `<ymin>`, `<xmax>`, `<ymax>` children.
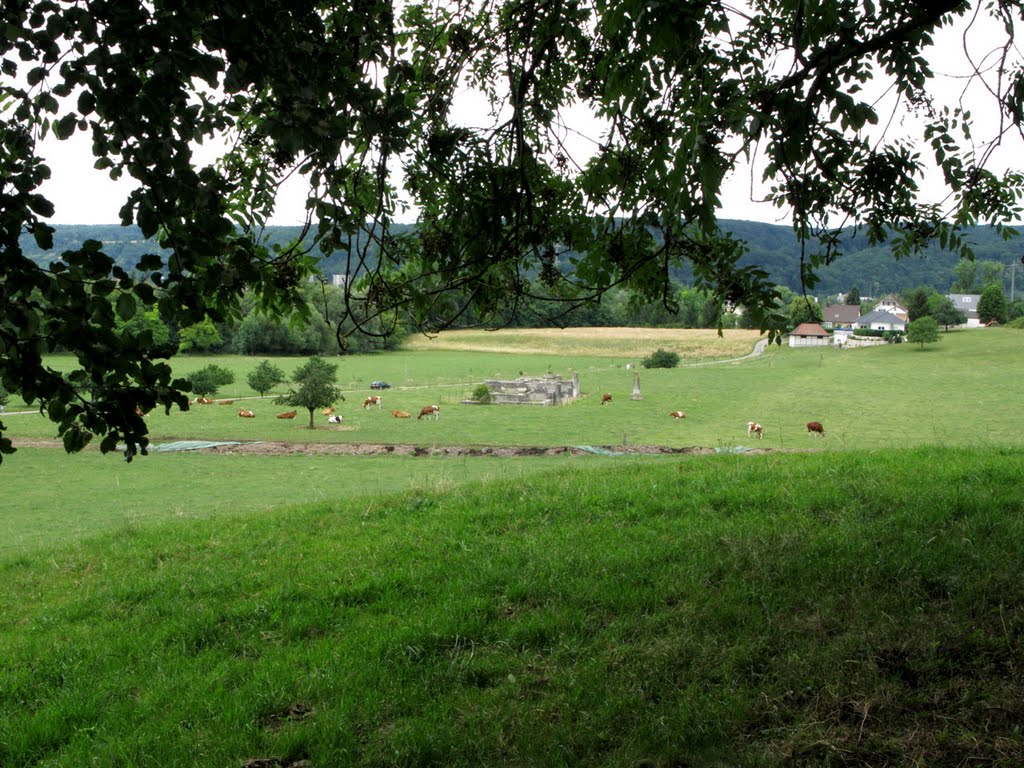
<box><xmin>479</xmin><ymin>373</ymin><xmax>580</xmax><ymax>406</ymax></box>
<box><xmin>788</xmin><ymin>323</ymin><xmax>830</xmax><ymax>348</ymax></box>
<box><xmin>948</xmin><ymin>293</ymin><xmax>983</xmax><ymax>328</ymax></box>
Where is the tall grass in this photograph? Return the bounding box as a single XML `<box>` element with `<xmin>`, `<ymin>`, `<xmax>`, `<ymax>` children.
<box><xmin>2</xmin><ymin>447</ymin><xmax>1023</xmax><ymax>766</ymax></box>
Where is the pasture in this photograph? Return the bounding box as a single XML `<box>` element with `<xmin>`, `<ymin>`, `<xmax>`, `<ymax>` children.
<box><xmin>2</xmin><ymin>327</ymin><xmax>1024</xmax><ymax>766</ymax></box>
<box><xmin>3</xmin><ymin>327</ymin><xmax>1022</xmax><ymax>450</ymax></box>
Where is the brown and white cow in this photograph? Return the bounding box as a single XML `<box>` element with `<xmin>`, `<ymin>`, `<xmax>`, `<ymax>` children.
<box><xmin>601</xmin><ymin>393</ymin><xmax>612</xmax><ymax>405</ymax></box>
<box><xmin>670</xmin><ymin>410</ymin><xmax>687</xmax><ymax>419</ymax></box>
<box><xmin>322</xmin><ymin>406</ymin><xmax>335</xmax><ymax>416</ymax></box>
<box><xmin>238</xmin><ymin>409</ymin><xmax>256</xmax><ymax>418</ymax></box>
<box><xmin>277</xmin><ymin>410</ymin><xmax>297</xmax><ymax>419</ymax></box>
<box><xmin>418</xmin><ymin>405</ymin><xmax>440</xmax><ymax>420</ymax></box>
<box><xmin>195</xmin><ymin>397</ymin><xmax>214</xmax><ymax>405</ymax></box>
<box><xmin>806</xmin><ymin>421</ymin><xmax>825</xmax><ymax>436</ymax></box>
<box><xmin>218</xmin><ymin>399</ymin><xmax>235</xmax><ymax>405</ymax></box>
<box><xmin>747</xmin><ymin>421</ymin><xmax>763</xmax><ymax>439</ymax></box>
<box><xmin>362</xmin><ymin>395</ymin><xmax>383</xmax><ymax>410</ymax></box>
<box><xmin>392</xmin><ymin>409</ymin><xmax>411</xmax><ymax>418</ymax></box>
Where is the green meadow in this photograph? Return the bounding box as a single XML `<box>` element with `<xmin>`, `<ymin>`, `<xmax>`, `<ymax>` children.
<box><xmin>4</xmin><ymin>328</ymin><xmax>1022</xmax><ymax>449</ymax></box>
<box><xmin>2</xmin><ymin>328</ymin><xmax>1023</xmax><ymax>766</ymax></box>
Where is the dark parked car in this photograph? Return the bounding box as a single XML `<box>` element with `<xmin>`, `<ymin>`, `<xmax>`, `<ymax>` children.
<box><xmin>370</xmin><ymin>381</ymin><xmax>391</xmax><ymax>390</ymax></box>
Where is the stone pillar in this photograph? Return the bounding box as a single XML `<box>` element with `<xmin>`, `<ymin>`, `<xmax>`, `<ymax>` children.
<box><xmin>631</xmin><ymin>371</ymin><xmax>642</xmax><ymax>400</ymax></box>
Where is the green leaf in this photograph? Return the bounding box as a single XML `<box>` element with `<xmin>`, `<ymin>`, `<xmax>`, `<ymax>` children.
<box><xmin>116</xmin><ymin>292</ymin><xmax>137</xmax><ymax>321</ymax></box>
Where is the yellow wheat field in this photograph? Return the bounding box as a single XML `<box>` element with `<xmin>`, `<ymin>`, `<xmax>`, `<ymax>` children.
<box><xmin>401</xmin><ymin>327</ymin><xmax>764</xmax><ymax>359</ymax></box>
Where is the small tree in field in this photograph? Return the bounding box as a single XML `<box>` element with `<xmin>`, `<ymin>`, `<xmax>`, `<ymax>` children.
<box><xmin>276</xmin><ymin>356</ymin><xmax>343</xmax><ymax>429</ymax></box>
<box><xmin>471</xmin><ymin>384</ymin><xmax>492</xmax><ymax>404</ymax></box>
<box><xmin>247</xmin><ymin>360</ymin><xmax>286</xmax><ymax>398</ymax></box>
<box><xmin>906</xmin><ymin>316</ymin><xmax>940</xmax><ymax>349</ymax></box>
<box><xmin>187</xmin><ymin>364</ymin><xmax>235</xmax><ymax>397</ymax></box>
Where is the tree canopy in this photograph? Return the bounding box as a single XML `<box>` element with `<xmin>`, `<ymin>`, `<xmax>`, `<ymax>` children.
<box><xmin>3</xmin><ymin>0</ymin><xmax>1024</xmax><ymax>461</ymax></box>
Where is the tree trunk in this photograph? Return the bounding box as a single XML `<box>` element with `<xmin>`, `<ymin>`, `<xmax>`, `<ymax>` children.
<box><xmin>307</xmin><ymin>408</ymin><xmax>315</xmax><ymax>429</ymax></box>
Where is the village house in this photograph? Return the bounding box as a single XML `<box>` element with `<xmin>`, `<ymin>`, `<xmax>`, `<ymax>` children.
<box><xmin>872</xmin><ymin>294</ymin><xmax>909</xmax><ymax>322</ymax></box>
<box><xmin>821</xmin><ymin>304</ymin><xmax>861</xmax><ymax>330</ymax></box>
<box><xmin>947</xmin><ymin>293</ymin><xmax>983</xmax><ymax>328</ymax></box>
<box><xmin>856</xmin><ymin>309</ymin><xmax>906</xmax><ymax>332</ymax></box>
<box><xmin>788</xmin><ymin>322</ymin><xmax>831</xmax><ymax>348</ymax></box>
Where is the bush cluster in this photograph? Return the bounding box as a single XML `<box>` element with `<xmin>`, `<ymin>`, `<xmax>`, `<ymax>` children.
<box><xmin>642</xmin><ymin>349</ymin><xmax>681</xmax><ymax>369</ymax></box>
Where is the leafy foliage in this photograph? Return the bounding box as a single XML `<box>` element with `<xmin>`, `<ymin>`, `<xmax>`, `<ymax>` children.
<box><xmin>927</xmin><ymin>293</ymin><xmax>967</xmax><ymax>330</ymax></box>
<box><xmin>276</xmin><ymin>356</ymin><xmax>343</xmax><ymax>428</ymax></box>
<box><xmin>246</xmin><ymin>360</ymin><xmax>286</xmax><ymax>398</ymax></box>
<box><xmin>979</xmin><ymin>285</ymin><xmax>1010</xmax><ymax>325</ymax></box>
<box><xmin>471</xmin><ymin>384</ymin><xmax>493</xmax><ymax>404</ymax></box>
<box><xmin>906</xmin><ymin>316</ymin><xmax>940</xmax><ymax>348</ymax></box>
<box><xmin>186</xmin><ymin>365</ymin><xmax>235</xmax><ymax>397</ymax></box>
<box><xmin>642</xmin><ymin>349</ymin><xmax>681</xmax><ymax>369</ymax></box>
<box><xmin>3</xmin><ymin>0</ymin><xmax>1024</xmax><ymax>461</ymax></box>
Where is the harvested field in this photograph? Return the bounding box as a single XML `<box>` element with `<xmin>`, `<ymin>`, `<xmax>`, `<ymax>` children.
<box><xmin>401</xmin><ymin>327</ymin><xmax>764</xmax><ymax>358</ymax></box>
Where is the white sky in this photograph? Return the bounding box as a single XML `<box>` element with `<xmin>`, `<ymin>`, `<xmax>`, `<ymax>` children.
<box><xmin>32</xmin><ymin>6</ymin><xmax>1022</xmax><ymax>228</ymax></box>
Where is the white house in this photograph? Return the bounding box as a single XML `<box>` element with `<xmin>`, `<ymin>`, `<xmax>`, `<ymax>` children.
<box><xmin>856</xmin><ymin>309</ymin><xmax>906</xmax><ymax>332</ymax></box>
<box><xmin>947</xmin><ymin>294</ymin><xmax>983</xmax><ymax>328</ymax></box>
<box><xmin>872</xmin><ymin>294</ymin><xmax>909</xmax><ymax>322</ymax></box>
<box><xmin>788</xmin><ymin>322</ymin><xmax>831</xmax><ymax>348</ymax></box>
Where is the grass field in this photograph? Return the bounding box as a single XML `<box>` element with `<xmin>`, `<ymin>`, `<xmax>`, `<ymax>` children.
<box><xmin>4</xmin><ymin>328</ymin><xmax>1022</xmax><ymax>450</ymax></box>
<box><xmin>2</xmin><ymin>327</ymin><xmax>1023</xmax><ymax>766</ymax></box>
<box><xmin>2</xmin><ymin>448</ymin><xmax>1023</xmax><ymax>766</ymax></box>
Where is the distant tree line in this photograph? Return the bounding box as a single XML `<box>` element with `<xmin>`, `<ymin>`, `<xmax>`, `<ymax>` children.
<box><xmin>22</xmin><ymin>223</ymin><xmax>1024</xmax><ymax>302</ymax></box>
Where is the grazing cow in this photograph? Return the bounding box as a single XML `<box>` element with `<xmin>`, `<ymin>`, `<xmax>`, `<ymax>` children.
<box><xmin>277</xmin><ymin>410</ymin><xmax>297</xmax><ymax>419</ymax></box>
<box><xmin>134</xmin><ymin>406</ymin><xmax>146</xmax><ymax>417</ymax></box>
<box><xmin>392</xmin><ymin>409</ymin><xmax>411</xmax><ymax>418</ymax></box>
<box><xmin>327</xmin><ymin>414</ymin><xmax>344</xmax><ymax>424</ymax></box>
<box><xmin>195</xmin><ymin>397</ymin><xmax>214</xmax><ymax>405</ymax></box>
<box><xmin>747</xmin><ymin>421</ymin><xmax>763</xmax><ymax>439</ymax></box>
<box><xmin>322</xmin><ymin>407</ymin><xmax>335</xmax><ymax>416</ymax></box>
<box><xmin>362</xmin><ymin>395</ymin><xmax>383</xmax><ymax>410</ymax></box>
<box><xmin>418</xmin><ymin>405</ymin><xmax>440</xmax><ymax>420</ymax></box>
<box><xmin>806</xmin><ymin>421</ymin><xmax>825</xmax><ymax>436</ymax></box>
<box><xmin>601</xmin><ymin>393</ymin><xmax>612</xmax><ymax>405</ymax></box>
<box><xmin>670</xmin><ymin>411</ymin><xmax>687</xmax><ymax>419</ymax></box>
<box><xmin>238</xmin><ymin>409</ymin><xmax>255</xmax><ymax>418</ymax></box>
<box><xmin>218</xmin><ymin>399</ymin><xmax>235</xmax><ymax>405</ymax></box>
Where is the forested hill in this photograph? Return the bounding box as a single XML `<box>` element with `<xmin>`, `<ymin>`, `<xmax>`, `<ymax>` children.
<box><xmin>21</xmin><ymin>221</ymin><xmax>1022</xmax><ymax>296</ymax></box>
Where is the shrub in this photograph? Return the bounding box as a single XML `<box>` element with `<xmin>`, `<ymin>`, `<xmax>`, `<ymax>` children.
<box><xmin>186</xmin><ymin>364</ymin><xmax>235</xmax><ymax>397</ymax></box>
<box><xmin>642</xmin><ymin>349</ymin><xmax>680</xmax><ymax>369</ymax></box>
<box><xmin>471</xmin><ymin>384</ymin><xmax>492</xmax><ymax>404</ymax></box>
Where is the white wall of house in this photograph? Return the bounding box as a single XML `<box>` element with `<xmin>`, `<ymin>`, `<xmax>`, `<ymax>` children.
<box><xmin>788</xmin><ymin>334</ymin><xmax>830</xmax><ymax>348</ymax></box>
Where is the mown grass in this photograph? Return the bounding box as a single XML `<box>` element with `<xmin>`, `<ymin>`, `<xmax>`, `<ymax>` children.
<box><xmin>2</xmin><ymin>447</ymin><xmax>1023</xmax><ymax>766</ymax></box>
<box><xmin>0</xmin><ymin>448</ymin><xmax>590</xmax><ymax>554</ymax></box>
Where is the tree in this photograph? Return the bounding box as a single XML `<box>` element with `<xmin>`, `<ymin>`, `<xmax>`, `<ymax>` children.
<box><xmin>906</xmin><ymin>316</ymin><xmax>940</xmax><ymax>348</ymax></box>
<box><xmin>978</xmin><ymin>284</ymin><xmax>1009</xmax><ymax>325</ymax></box>
<box><xmin>4</xmin><ymin>0</ymin><xmax>1024</xmax><ymax>462</ymax></box>
<box><xmin>904</xmin><ymin>287</ymin><xmax>932</xmax><ymax>322</ymax></box>
<box><xmin>276</xmin><ymin>357</ymin><xmax>343</xmax><ymax>429</ymax></box>
<box><xmin>788</xmin><ymin>297</ymin><xmax>823</xmax><ymax>330</ymax></box>
<box><xmin>247</xmin><ymin>361</ymin><xmax>286</xmax><ymax>398</ymax></box>
<box><xmin>927</xmin><ymin>294</ymin><xmax>966</xmax><ymax>331</ymax></box>
<box><xmin>187</xmin><ymin>365</ymin><xmax>235</xmax><ymax>398</ymax></box>
<box><xmin>844</xmin><ymin>287</ymin><xmax>861</xmax><ymax>306</ymax></box>
<box><xmin>178</xmin><ymin>318</ymin><xmax>224</xmax><ymax>354</ymax></box>
<box><xmin>951</xmin><ymin>260</ymin><xmax>978</xmax><ymax>294</ymax></box>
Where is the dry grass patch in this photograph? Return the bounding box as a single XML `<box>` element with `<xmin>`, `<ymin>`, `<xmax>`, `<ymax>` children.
<box><xmin>401</xmin><ymin>327</ymin><xmax>764</xmax><ymax>358</ymax></box>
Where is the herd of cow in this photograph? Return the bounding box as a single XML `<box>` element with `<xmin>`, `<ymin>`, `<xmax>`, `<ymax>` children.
<box><xmin>193</xmin><ymin>390</ymin><xmax>825</xmax><ymax>440</ymax></box>
<box><xmin>191</xmin><ymin>395</ymin><xmax>441</xmax><ymax>423</ymax></box>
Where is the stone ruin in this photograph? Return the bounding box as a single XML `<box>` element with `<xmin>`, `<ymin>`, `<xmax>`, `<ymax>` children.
<box><xmin>471</xmin><ymin>372</ymin><xmax>580</xmax><ymax>406</ymax></box>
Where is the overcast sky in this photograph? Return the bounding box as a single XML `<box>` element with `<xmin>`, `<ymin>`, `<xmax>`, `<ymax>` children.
<box><xmin>33</xmin><ymin>7</ymin><xmax>1022</xmax><ymax>228</ymax></box>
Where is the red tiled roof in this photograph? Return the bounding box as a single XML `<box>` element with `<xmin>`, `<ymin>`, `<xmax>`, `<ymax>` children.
<box><xmin>791</xmin><ymin>323</ymin><xmax>830</xmax><ymax>336</ymax></box>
